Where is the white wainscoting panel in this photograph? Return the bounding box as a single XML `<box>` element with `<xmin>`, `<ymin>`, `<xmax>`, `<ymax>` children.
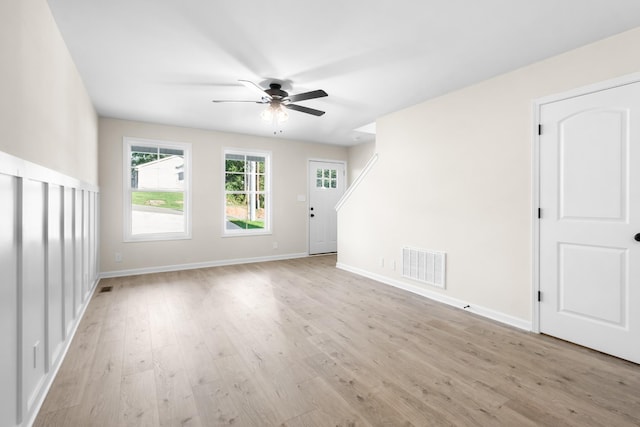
<box><xmin>0</xmin><ymin>172</ymin><xmax>18</xmax><ymax>427</ymax></box>
<box><xmin>47</xmin><ymin>184</ymin><xmax>64</xmax><ymax>368</ymax></box>
<box><xmin>22</xmin><ymin>178</ymin><xmax>47</xmax><ymax>411</ymax></box>
<box><xmin>82</xmin><ymin>190</ymin><xmax>90</xmax><ymax>302</ymax></box>
<box><xmin>63</xmin><ymin>187</ymin><xmax>74</xmax><ymax>336</ymax></box>
<box><xmin>0</xmin><ymin>151</ymin><xmax>99</xmax><ymax>427</ymax></box>
<box><xmin>74</xmin><ymin>188</ymin><xmax>83</xmax><ymax>314</ymax></box>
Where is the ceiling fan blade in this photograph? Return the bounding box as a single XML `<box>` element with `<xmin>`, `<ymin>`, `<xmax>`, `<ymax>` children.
<box><xmin>286</xmin><ymin>89</ymin><xmax>328</xmax><ymax>103</ymax></box>
<box><xmin>212</xmin><ymin>99</ymin><xmax>267</xmax><ymax>103</ymax></box>
<box><xmin>285</xmin><ymin>103</ymin><xmax>326</xmax><ymax>116</ymax></box>
<box><xmin>239</xmin><ymin>79</ymin><xmax>272</xmax><ymax>100</ymax></box>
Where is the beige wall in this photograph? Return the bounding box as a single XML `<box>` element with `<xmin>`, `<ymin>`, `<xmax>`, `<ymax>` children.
<box><xmin>347</xmin><ymin>140</ymin><xmax>375</xmax><ymax>186</ymax></box>
<box><xmin>337</xmin><ymin>27</ymin><xmax>640</xmax><ymax>326</ymax></box>
<box><xmin>0</xmin><ymin>0</ymin><xmax>98</xmax><ymax>184</ymax></box>
<box><xmin>99</xmin><ymin>118</ymin><xmax>348</xmax><ymax>273</ymax></box>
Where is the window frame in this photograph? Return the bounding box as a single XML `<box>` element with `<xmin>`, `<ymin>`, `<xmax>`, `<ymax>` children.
<box><xmin>222</xmin><ymin>148</ymin><xmax>272</xmax><ymax>237</ymax></box>
<box><xmin>123</xmin><ymin>137</ymin><xmax>192</xmax><ymax>242</ymax></box>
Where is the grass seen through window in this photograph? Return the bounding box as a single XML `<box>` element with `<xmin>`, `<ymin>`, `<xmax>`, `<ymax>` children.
<box><xmin>132</xmin><ymin>191</ymin><xmax>184</xmax><ymax>211</ymax></box>
<box><xmin>228</xmin><ymin>218</ymin><xmax>264</xmax><ymax>229</ymax></box>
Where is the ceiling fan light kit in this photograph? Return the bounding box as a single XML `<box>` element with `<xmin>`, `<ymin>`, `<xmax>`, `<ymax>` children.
<box><xmin>260</xmin><ymin>102</ymin><xmax>289</xmax><ymax>123</ymax></box>
<box><xmin>213</xmin><ymin>80</ymin><xmax>327</xmax><ymax>129</ymax></box>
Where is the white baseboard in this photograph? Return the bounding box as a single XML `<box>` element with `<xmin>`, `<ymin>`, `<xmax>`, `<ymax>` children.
<box><xmin>100</xmin><ymin>252</ymin><xmax>309</xmax><ymax>279</ymax></box>
<box><xmin>336</xmin><ymin>262</ymin><xmax>532</xmax><ymax>332</ymax></box>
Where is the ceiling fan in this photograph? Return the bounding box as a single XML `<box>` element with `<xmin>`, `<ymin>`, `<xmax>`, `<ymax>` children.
<box><xmin>212</xmin><ymin>80</ymin><xmax>328</xmax><ymax>121</ymax></box>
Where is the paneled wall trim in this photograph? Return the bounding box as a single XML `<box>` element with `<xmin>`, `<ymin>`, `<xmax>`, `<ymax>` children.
<box><xmin>0</xmin><ymin>150</ymin><xmax>100</xmax><ymax>427</ymax></box>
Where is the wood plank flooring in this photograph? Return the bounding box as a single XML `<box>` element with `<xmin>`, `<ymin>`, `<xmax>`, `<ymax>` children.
<box><xmin>35</xmin><ymin>255</ymin><xmax>640</xmax><ymax>426</ymax></box>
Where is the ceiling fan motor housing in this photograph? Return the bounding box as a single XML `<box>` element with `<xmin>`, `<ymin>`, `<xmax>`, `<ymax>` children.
<box><xmin>266</xmin><ymin>83</ymin><xmax>288</xmax><ymax>99</ymax></box>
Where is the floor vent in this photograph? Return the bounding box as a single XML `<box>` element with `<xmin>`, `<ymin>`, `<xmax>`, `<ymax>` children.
<box><xmin>402</xmin><ymin>247</ymin><xmax>446</xmax><ymax>288</ymax></box>
<box><xmin>99</xmin><ymin>286</ymin><xmax>113</xmax><ymax>293</ymax></box>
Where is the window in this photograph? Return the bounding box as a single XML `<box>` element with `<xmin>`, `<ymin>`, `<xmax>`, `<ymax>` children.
<box><xmin>316</xmin><ymin>167</ymin><xmax>338</xmax><ymax>189</ymax></box>
<box><xmin>123</xmin><ymin>138</ymin><xmax>191</xmax><ymax>241</ymax></box>
<box><xmin>224</xmin><ymin>149</ymin><xmax>271</xmax><ymax>235</ymax></box>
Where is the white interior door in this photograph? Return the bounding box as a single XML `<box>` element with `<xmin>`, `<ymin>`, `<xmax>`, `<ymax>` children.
<box><xmin>309</xmin><ymin>161</ymin><xmax>345</xmax><ymax>255</ymax></box>
<box><xmin>539</xmin><ymin>81</ymin><xmax>640</xmax><ymax>363</ymax></box>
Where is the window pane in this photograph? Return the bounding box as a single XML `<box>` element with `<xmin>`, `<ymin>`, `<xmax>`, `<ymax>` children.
<box><xmin>225</xmin><ymin>159</ymin><xmax>245</xmax><ymax>172</ymax></box>
<box><xmin>225</xmin><ymin>194</ymin><xmax>264</xmax><ymax>230</ymax></box>
<box><xmin>131</xmin><ymin>191</ymin><xmax>184</xmax><ymax>235</ymax></box>
<box><xmin>258</xmin><ymin>174</ymin><xmax>265</xmax><ymax>191</ymax></box>
<box><xmin>316</xmin><ymin>179</ymin><xmax>322</xmax><ymax>187</ymax></box>
<box><xmin>225</xmin><ymin>172</ymin><xmax>245</xmax><ymax>191</ymax></box>
<box><xmin>331</xmin><ymin>179</ymin><xmax>337</xmax><ymax>188</ymax></box>
<box><xmin>330</xmin><ymin>169</ymin><xmax>337</xmax><ymax>179</ymax></box>
<box><xmin>323</xmin><ymin>180</ymin><xmax>330</xmax><ymax>188</ymax></box>
<box><xmin>316</xmin><ymin>169</ymin><xmax>322</xmax><ymax>178</ymax></box>
<box><xmin>324</xmin><ymin>169</ymin><xmax>330</xmax><ymax>178</ymax></box>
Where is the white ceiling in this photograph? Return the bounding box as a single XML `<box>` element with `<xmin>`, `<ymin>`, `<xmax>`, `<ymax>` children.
<box><xmin>47</xmin><ymin>0</ymin><xmax>640</xmax><ymax>146</ymax></box>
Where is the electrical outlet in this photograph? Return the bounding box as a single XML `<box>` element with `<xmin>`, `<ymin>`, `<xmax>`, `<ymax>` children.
<box><xmin>115</xmin><ymin>252</ymin><xmax>122</xmax><ymax>263</ymax></box>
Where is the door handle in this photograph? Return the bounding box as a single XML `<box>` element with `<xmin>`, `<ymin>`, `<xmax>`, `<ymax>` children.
<box><xmin>635</xmin><ymin>233</ymin><xmax>640</xmax><ymax>242</ymax></box>
<box><xmin>310</xmin><ymin>213</ymin><xmax>315</xmax><ymax>218</ymax></box>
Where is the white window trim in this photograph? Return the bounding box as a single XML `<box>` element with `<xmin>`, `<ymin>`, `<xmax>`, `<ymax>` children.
<box><xmin>123</xmin><ymin>137</ymin><xmax>192</xmax><ymax>242</ymax></box>
<box><xmin>222</xmin><ymin>147</ymin><xmax>272</xmax><ymax>237</ymax></box>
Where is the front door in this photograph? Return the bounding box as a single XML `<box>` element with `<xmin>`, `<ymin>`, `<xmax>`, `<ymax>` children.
<box><xmin>309</xmin><ymin>160</ymin><xmax>345</xmax><ymax>255</ymax></box>
<box><xmin>539</xmin><ymin>81</ymin><xmax>640</xmax><ymax>363</ymax></box>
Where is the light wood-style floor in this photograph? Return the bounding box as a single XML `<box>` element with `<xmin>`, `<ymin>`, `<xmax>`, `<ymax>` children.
<box><xmin>35</xmin><ymin>255</ymin><xmax>640</xmax><ymax>426</ymax></box>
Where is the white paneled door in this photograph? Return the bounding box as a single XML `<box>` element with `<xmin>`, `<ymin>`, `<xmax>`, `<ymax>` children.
<box><xmin>539</xmin><ymin>81</ymin><xmax>640</xmax><ymax>363</ymax></box>
<box><xmin>309</xmin><ymin>161</ymin><xmax>345</xmax><ymax>255</ymax></box>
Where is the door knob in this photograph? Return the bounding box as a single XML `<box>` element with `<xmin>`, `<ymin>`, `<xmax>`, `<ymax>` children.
<box><xmin>310</xmin><ymin>214</ymin><xmax>315</xmax><ymax>218</ymax></box>
<box><xmin>635</xmin><ymin>233</ymin><xmax>640</xmax><ymax>242</ymax></box>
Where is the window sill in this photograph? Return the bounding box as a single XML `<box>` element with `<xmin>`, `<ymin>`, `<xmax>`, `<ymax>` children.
<box><xmin>124</xmin><ymin>233</ymin><xmax>192</xmax><ymax>243</ymax></box>
<box><xmin>222</xmin><ymin>231</ymin><xmax>272</xmax><ymax>238</ymax></box>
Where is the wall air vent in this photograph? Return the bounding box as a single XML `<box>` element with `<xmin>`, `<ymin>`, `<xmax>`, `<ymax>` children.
<box><xmin>402</xmin><ymin>247</ymin><xmax>446</xmax><ymax>289</ymax></box>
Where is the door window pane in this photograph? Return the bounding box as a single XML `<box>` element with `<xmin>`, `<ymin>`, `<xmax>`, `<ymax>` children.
<box><xmin>316</xmin><ymin>168</ymin><xmax>338</xmax><ymax>190</ymax></box>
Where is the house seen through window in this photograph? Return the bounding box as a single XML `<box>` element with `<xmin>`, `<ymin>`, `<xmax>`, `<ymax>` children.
<box><xmin>224</xmin><ymin>150</ymin><xmax>270</xmax><ymax>234</ymax></box>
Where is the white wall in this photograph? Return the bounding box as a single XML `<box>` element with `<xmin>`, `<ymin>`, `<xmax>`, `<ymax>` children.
<box><xmin>99</xmin><ymin>118</ymin><xmax>348</xmax><ymax>274</ymax></box>
<box><xmin>337</xmin><ymin>26</ymin><xmax>640</xmax><ymax>327</ymax></box>
<box><xmin>347</xmin><ymin>140</ymin><xmax>375</xmax><ymax>186</ymax></box>
<box><xmin>0</xmin><ymin>1</ymin><xmax>99</xmax><ymax>426</ymax></box>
